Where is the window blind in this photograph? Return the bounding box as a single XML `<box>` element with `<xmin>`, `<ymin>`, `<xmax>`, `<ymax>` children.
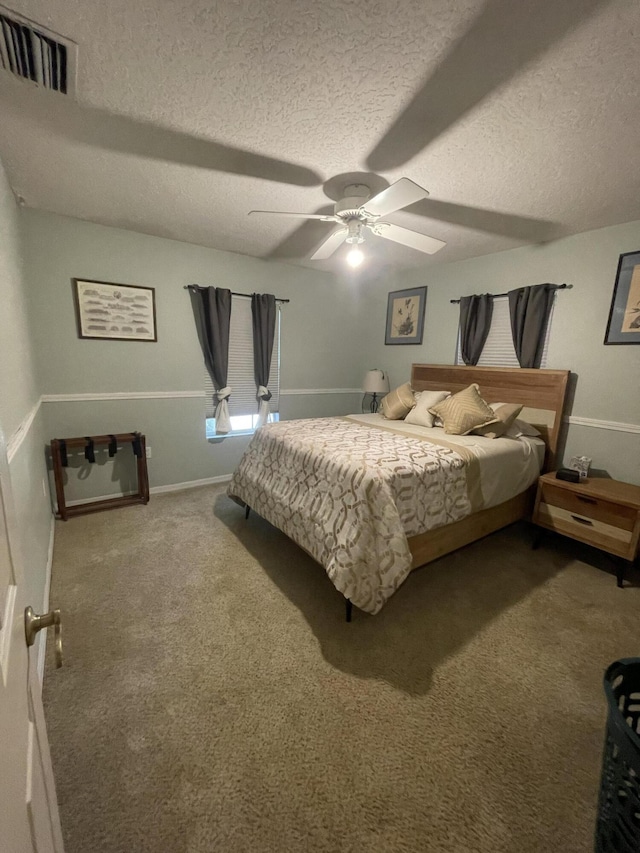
<box><xmin>204</xmin><ymin>298</ymin><xmax>280</xmax><ymax>419</ymax></box>
<box><xmin>455</xmin><ymin>295</ymin><xmax>553</xmax><ymax>368</ymax></box>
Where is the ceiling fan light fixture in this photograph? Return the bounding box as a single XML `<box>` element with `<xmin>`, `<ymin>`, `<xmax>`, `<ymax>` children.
<box><xmin>346</xmin><ymin>247</ymin><xmax>364</xmax><ymax>268</ymax></box>
<box><xmin>345</xmin><ymin>220</ymin><xmax>365</xmax><ymax>245</ymax></box>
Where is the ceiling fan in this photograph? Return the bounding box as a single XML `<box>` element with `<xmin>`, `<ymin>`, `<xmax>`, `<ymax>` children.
<box><xmin>249</xmin><ymin>178</ymin><xmax>446</xmax><ymax>265</ymax></box>
<box><xmin>0</xmin><ymin>0</ymin><xmax>600</xmax><ymax>258</ymax></box>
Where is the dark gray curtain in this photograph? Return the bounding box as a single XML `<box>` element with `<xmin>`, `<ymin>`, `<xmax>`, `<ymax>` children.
<box><xmin>251</xmin><ymin>293</ymin><xmax>276</xmax><ymax>426</ymax></box>
<box><xmin>508</xmin><ymin>283</ymin><xmax>557</xmax><ymax>368</ymax></box>
<box><xmin>189</xmin><ymin>286</ymin><xmax>232</xmax><ymax>433</ymax></box>
<box><xmin>459</xmin><ymin>294</ymin><xmax>493</xmax><ymax>365</ymax></box>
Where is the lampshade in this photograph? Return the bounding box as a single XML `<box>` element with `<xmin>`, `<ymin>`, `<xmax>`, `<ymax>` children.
<box><xmin>362</xmin><ymin>369</ymin><xmax>389</xmax><ymax>394</ymax></box>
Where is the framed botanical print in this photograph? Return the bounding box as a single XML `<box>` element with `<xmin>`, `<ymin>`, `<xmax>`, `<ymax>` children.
<box><xmin>385</xmin><ymin>286</ymin><xmax>427</xmax><ymax>345</ymax></box>
<box><xmin>73</xmin><ymin>279</ymin><xmax>157</xmax><ymax>341</ymax></box>
<box><xmin>604</xmin><ymin>251</ymin><xmax>640</xmax><ymax>344</ymax></box>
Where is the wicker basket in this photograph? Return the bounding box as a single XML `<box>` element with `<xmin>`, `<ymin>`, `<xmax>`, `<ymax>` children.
<box><xmin>595</xmin><ymin>658</ymin><xmax>640</xmax><ymax>852</ymax></box>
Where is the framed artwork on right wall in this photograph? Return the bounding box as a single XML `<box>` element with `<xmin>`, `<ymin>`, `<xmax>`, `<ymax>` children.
<box><xmin>604</xmin><ymin>250</ymin><xmax>640</xmax><ymax>344</ymax></box>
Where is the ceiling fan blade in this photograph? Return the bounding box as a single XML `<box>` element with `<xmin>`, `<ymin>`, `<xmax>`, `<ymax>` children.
<box><xmin>249</xmin><ymin>210</ymin><xmax>336</xmax><ymax>221</ymax></box>
<box><xmin>268</xmin><ymin>207</ymin><xmax>336</xmax><ymax>261</ymax></box>
<box><xmin>403</xmin><ymin>198</ymin><xmax>563</xmax><ymax>242</ymax></box>
<box><xmin>361</xmin><ymin>178</ymin><xmax>429</xmax><ymax>217</ymax></box>
<box><xmin>0</xmin><ymin>83</ymin><xmax>322</xmax><ymax>187</ymax></box>
<box><xmin>366</xmin><ymin>0</ymin><xmax>608</xmax><ymax>171</ymax></box>
<box><xmin>373</xmin><ymin>222</ymin><xmax>446</xmax><ymax>255</ymax></box>
<box><xmin>310</xmin><ymin>229</ymin><xmax>348</xmax><ymax>260</ymax></box>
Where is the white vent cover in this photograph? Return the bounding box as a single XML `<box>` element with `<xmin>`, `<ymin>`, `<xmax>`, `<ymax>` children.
<box><xmin>0</xmin><ymin>5</ymin><xmax>76</xmax><ymax>95</ymax></box>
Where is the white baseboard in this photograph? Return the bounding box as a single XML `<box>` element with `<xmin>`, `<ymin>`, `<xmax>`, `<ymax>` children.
<box><xmin>37</xmin><ymin>515</ymin><xmax>56</xmax><ymax>684</ymax></box>
<box><xmin>65</xmin><ymin>493</ymin><xmax>137</xmax><ymax>507</ymax></box>
<box><xmin>63</xmin><ymin>474</ymin><xmax>233</xmax><ymax>507</ymax></box>
<box><xmin>150</xmin><ymin>474</ymin><xmax>232</xmax><ymax>494</ymax></box>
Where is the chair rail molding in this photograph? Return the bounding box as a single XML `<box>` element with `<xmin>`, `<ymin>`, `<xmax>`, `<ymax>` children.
<box><xmin>41</xmin><ymin>391</ymin><xmax>205</xmax><ymax>402</ymax></box>
<box><xmin>280</xmin><ymin>388</ymin><xmax>361</xmax><ymax>395</ymax></box>
<box><xmin>41</xmin><ymin>388</ymin><xmax>362</xmax><ymax>402</ymax></box>
<box><xmin>564</xmin><ymin>416</ymin><xmax>640</xmax><ymax>435</ymax></box>
<box><xmin>22</xmin><ymin>394</ymin><xmax>638</xmax><ymax>438</ymax></box>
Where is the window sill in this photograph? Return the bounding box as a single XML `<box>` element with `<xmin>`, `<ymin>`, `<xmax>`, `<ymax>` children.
<box><xmin>206</xmin><ymin>414</ymin><xmax>279</xmax><ymax>441</ymax></box>
<box><xmin>206</xmin><ymin>429</ymin><xmax>256</xmax><ymax>442</ymax></box>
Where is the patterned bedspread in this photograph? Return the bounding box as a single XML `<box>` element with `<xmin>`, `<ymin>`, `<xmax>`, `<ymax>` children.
<box><xmin>227</xmin><ymin>417</ymin><xmax>483</xmax><ymax>614</ymax></box>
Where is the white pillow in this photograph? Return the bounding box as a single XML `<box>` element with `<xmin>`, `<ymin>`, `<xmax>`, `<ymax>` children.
<box><xmin>505</xmin><ymin>418</ymin><xmax>541</xmax><ymax>438</ymax></box>
<box><xmin>491</xmin><ymin>404</ymin><xmax>541</xmax><ymax>438</ymax></box>
<box><xmin>405</xmin><ymin>390</ymin><xmax>450</xmax><ymax>428</ymax></box>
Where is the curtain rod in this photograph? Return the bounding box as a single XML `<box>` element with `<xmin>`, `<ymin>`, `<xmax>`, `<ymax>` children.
<box><xmin>449</xmin><ymin>283</ymin><xmax>571</xmax><ymax>304</ymax></box>
<box><xmin>184</xmin><ymin>284</ymin><xmax>290</xmax><ymax>304</ymax></box>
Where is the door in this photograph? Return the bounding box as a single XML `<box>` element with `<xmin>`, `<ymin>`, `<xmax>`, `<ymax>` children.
<box><xmin>0</xmin><ymin>421</ymin><xmax>64</xmax><ymax>852</ymax></box>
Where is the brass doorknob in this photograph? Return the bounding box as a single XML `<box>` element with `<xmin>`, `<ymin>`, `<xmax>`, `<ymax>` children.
<box><xmin>24</xmin><ymin>606</ymin><xmax>63</xmax><ymax>668</ymax></box>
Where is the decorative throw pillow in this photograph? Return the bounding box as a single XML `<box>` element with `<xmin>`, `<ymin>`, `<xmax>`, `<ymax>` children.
<box><xmin>472</xmin><ymin>403</ymin><xmax>523</xmax><ymax>439</ymax></box>
<box><xmin>405</xmin><ymin>390</ymin><xmax>450</xmax><ymax>428</ymax></box>
<box><xmin>381</xmin><ymin>382</ymin><xmax>415</xmax><ymax>420</ymax></box>
<box><xmin>428</xmin><ymin>383</ymin><xmax>497</xmax><ymax>435</ymax></box>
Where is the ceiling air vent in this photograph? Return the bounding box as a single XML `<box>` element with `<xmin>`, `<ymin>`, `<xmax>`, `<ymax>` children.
<box><xmin>0</xmin><ymin>6</ymin><xmax>76</xmax><ymax>95</ymax></box>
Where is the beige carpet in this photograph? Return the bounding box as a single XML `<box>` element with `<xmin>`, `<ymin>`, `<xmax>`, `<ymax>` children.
<box><xmin>42</xmin><ymin>484</ymin><xmax>640</xmax><ymax>853</ymax></box>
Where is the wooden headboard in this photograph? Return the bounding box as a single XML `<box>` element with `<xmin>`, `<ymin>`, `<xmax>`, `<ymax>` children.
<box><xmin>410</xmin><ymin>364</ymin><xmax>570</xmax><ymax>472</ymax></box>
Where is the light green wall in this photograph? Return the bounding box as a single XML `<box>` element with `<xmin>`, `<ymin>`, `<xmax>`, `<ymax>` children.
<box><xmin>10</xmin><ymin>415</ymin><xmax>53</xmax><ymax>607</ymax></box>
<box><xmin>41</xmin><ymin>393</ymin><xmax>363</xmax><ymax>502</ymax></box>
<box><xmin>22</xmin><ymin>210</ymin><xmax>367</xmax><ymax>500</ymax></box>
<box><xmin>0</xmin><ymin>158</ymin><xmax>52</xmax><ymax>612</ymax></box>
<box><xmin>361</xmin><ymin>220</ymin><xmax>640</xmax><ymax>484</ymax></box>
<box><xmin>0</xmin><ymin>170</ymin><xmax>38</xmax><ymax>438</ymax></box>
<box><xmin>17</xmin><ymin>205</ymin><xmax>640</xmax><ymax>508</ymax></box>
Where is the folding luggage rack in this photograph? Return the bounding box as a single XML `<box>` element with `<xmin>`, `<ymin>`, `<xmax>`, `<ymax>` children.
<box><xmin>50</xmin><ymin>432</ymin><xmax>149</xmax><ymax>520</ymax></box>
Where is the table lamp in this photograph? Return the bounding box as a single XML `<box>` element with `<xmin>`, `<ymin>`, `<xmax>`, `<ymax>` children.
<box><xmin>362</xmin><ymin>369</ymin><xmax>389</xmax><ymax>413</ymax></box>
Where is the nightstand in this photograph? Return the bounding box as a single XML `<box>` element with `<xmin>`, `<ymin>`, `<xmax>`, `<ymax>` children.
<box><xmin>532</xmin><ymin>472</ymin><xmax>640</xmax><ymax>587</ymax></box>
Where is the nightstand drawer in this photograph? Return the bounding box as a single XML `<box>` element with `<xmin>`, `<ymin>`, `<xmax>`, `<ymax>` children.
<box><xmin>539</xmin><ymin>482</ymin><xmax>637</xmax><ymax>531</ymax></box>
<box><xmin>537</xmin><ymin>502</ymin><xmax>633</xmax><ymax>557</ymax></box>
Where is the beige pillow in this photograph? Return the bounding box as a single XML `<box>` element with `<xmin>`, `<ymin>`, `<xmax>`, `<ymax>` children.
<box><xmin>405</xmin><ymin>390</ymin><xmax>450</xmax><ymax>428</ymax></box>
<box><xmin>472</xmin><ymin>403</ymin><xmax>523</xmax><ymax>439</ymax></box>
<box><xmin>429</xmin><ymin>383</ymin><xmax>497</xmax><ymax>435</ymax></box>
<box><xmin>381</xmin><ymin>382</ymin><xmax>415</xmax><ymax>420</ymax></box>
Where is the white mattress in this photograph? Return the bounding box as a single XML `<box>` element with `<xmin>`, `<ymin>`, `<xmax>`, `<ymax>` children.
<box><xmin>346</xmin><ymin>413</ymin><xmax>545</xmax><ymax>510</ymax></box>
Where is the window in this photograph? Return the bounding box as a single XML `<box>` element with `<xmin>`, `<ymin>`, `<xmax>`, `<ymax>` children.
<box><xmin>455</xmin><ymin>295</ymin><xmax>553</xmax><ymax>367</ymax></box>
<box><xmin>205</xmin><ymin>297</ymin><xmax>280</xmax><ymax>437</ymax></box>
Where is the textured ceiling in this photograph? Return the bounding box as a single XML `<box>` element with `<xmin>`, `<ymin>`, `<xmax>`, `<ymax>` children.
<box><xmin>0</xmin><ymin>0</ymin><xmax>639</xmax><ymax>273</ymax></box>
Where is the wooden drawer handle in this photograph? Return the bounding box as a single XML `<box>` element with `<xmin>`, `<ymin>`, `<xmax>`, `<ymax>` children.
<box><xmin>571</xmin><ymin>514</ymin><xmax>594</xmax><ymax>526</ymax></box>
<box><xmin>577</xmin><ymin>495</ymin><xmax>597</xmax><ymax>505</ymax></box>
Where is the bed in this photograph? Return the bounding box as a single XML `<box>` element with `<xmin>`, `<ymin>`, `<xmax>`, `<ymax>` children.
<box><xmin>227</xmin><ymin>364</ymin><xmax>569</xmax><ymax>617</ymax></box>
